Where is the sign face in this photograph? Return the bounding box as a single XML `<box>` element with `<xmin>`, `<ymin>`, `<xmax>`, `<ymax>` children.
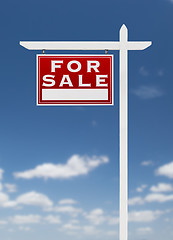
<box><xmin>37</xmin><ymin>55</ymin><xmax>114</xmax><ymax>105</ymax></box>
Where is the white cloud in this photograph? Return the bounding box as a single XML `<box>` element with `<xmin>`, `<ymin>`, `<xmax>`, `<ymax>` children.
<box><xmin>132</xmin><ymin>86</ymin><xmax>164</xmax><ymax>99</ymax></box>
<box><xmin>136</xmin><ymin>184</ymin><xmax>147</xmax><ymax>192</ymax></box>
<box><xmin>50</xmin><ymin>205</ymin><xmax>83</xmax><ymax>217</ymax></box>
<box><xmin>139</xmin><ymin>66</ymin><xmax>149</xmax><ymax>76</ymax></box>
<box><xmin>62</xmin><ymin>223</ymin><xmax>81</xmax><ymax>231</ymax></box>
<box><xmin>0</xmin><ymin>192</ymin><xmax>10</xmax><ymax>207</ymax></box>
<box><xmin>136</xmin><ymin>227</ymin><xmax>152</xmax><ymax>235</ymax></box>
<box><xmin>8</xmin><ymin>228</ymin><xmax>15</xmax><ymax>232</ymax></box>
<box><xmin>150</xmin><ymin>183</ymin><xmax>173</xmax><ymax>193</ymax></box>
<box><xmin>14</xmin><ymin>155</ymin><xmax>109</xmax><ymax>180</ymax></box>
<box><xmin>85</xmin><ymin>208</ymin><xmax>106</xmax><ymax>225</ymax></box>
<box><xmin>0</xmin><ymin>192</ymin><xmax>17</xmax><ymax>208</ymax></box>
<box><xmin>83</xmin><ymin>225</ymin><xmax>99</xmax><ymax>235</ymax></box>
<box><xmin>107</xmin><ymin>231</ymin><xmax>117</xmax><ymax>236</ymax></box>
<box><xmin>16</xmin><ymin>191</ymin><xmax>53</xmax><ymax>208</ymax></box>
<box><xmin>107</xmin><ymin>216</ymin><xmax>119</xmax><ymax>225</ymax></box>
<box><xmin>0</xmin><ymin>190</ymin><xmax>53</xmax><ymax>209</ymax></box>
<box><xmin>128</xmin><ymin>197</ymin><xmax>145</xmax><ymax>206</ymax></box>
<box><xmin>19</xmin><ymin>226</ymin><xmax>31</xmax><ymax>231</ymax></box>
<box><xmin>0</xmin><ymin>183</ymin><xmax>3</xmax><ymax>191</ymax></box>
<box><xmin>0</xmin><ymin>220</ymin><xmax>8</xmax><ymax>225</ymax></box>
<box><xmin>145</xmin><ymin>193</ymin><xmax>173</xmax><ymax>203</ymax></box>
<box><xmin>69</xmin><ymin>219</ymin><xmax>79</xmax><ymax>224</ymax></box>
<box><xmin>129</xmin><ymin>210</ymin><xmax>163</xmax><ymax>222</ymax></box>
<box><xmin>64</xmin><ymin>231</ymin><xmax>79</xmax><ymax>236</ymax></box>
<box><xmin>58</xmin><ymin>199</ymin><xmax>77</xmax><ymax>205</ymax></box>
<box><xmin>5</xmin><ymin>184</ymin><xmax>17</xmax><ymax>193</ymax></box>
<box><xmin>128</xmin><ymin>191</ymin><xmax>173</xmax><ymax>205</ymax></box>
<box><xmin>44</xmin><ymin>215</ymin><xmax>61</xmax><ymax>224</ymax></box>
<box><xmin>156</xmin><ymin>162</ymin><xmax>173</xmax><ymax>179</ymax></box>
<box><xmin>2</xmin><ymin>200</ymin><xmax>17</xmax><ymax>208</ymax></box>
<box><xmin>157</xmin><ymin>69</ymin><xmax>164</xmax><ymax>77</ymax></box>
<box><xmin>141</xmin><ymin>161</ymin><xmax>154</xmax><ymax>166</ymax></box>
<box><xmin>0</xmin><ymin>169</ymin><xmax>4</xmax><ymax>180</ymax></box>
<box><xmin>91</xmin><ymin>120</ymin><xmax>97</xmax><ymax>127</ymax></box>
<box><xmin>10</xmin><ymin>215</ymin><xmax>41</xmax><ymax>224</ymax></box>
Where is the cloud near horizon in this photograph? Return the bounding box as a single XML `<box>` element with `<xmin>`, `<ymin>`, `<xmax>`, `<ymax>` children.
<box><xmin>141</xmin><ymin>161</ymin><xmax>154</xmax><ymax>166</ymax></box>
<box><xmin>155</xmin><ymin>161</ymin><xmax>173</xmax><ymax>179</ymax></box>
<box><xmin>0</xmin><ymin>191</ymin><xmax>53</xmax><ymax>209</ymax></box>
<box><xmin>13</xmin><ymin>154</ymin><xmax>109</xmax><ymax>180</ymax></box>
<box><xmin>58</xmin><ymin>199</ymin><xmax>78</xmax><ymax>205</ymax></box>
<box><xmin>129</xmin><ymin>192</ymin><xmax>173</xmax><ymax>205</ymax></box>
<box><xmin>132</xmin><ymin>86</ymin><xmax>164</xmax><ymax>99</ymax></box>
<box><xmin>128</xmin><ymin>210</ymin><xmax>163</xmax><ymax>222</ymax></box>
<box><xmin>0</xmin><ymin>169</ymin><xmax>4</xmax><ymax>180</ymax></box>
<box><xmin>150</xmin><ymin>183</ymin><xmax>173</xmax><ymax>193</ymax></box>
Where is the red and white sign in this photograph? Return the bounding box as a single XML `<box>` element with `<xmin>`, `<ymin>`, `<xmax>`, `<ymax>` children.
<box><xmin>37</xmin><ymin>55</ymin><xmax>114</xmax><ymax>105</ymax></box>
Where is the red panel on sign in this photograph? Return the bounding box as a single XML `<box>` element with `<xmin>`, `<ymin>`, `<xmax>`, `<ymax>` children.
<box><xmin>37</xmin><ymin>55</ymin><xmax>114</xmax><ymax>105</ymax></box>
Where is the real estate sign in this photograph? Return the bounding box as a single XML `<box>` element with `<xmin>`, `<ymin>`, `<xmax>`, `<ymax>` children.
<box><xmin>37</xmin><ymin>55</ymin><xmax>114</xmax><ymax>105</ymax></box>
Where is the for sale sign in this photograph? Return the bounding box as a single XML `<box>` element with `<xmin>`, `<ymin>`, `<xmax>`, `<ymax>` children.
<box><xmin>37</xmin><ymin>55</ymin><xmax>114</xmax><ymax>105</ymax></box>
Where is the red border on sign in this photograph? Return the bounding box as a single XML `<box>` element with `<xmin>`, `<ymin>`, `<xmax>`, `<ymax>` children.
<box><xmin>37</xmin><ymin>55</ymin><xmax>114</xmax><ymax>106</ymax></box>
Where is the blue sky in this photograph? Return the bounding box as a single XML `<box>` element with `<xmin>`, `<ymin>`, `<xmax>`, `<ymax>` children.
<box><xmin>0</xmin><ymin>0</ymin><xmax>173</xmax><ymax>239</ymax></box>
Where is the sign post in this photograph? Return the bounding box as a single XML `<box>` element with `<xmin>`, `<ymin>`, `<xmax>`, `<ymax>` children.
<box><xmin>20</xmin><ymin>24</ymin><xmax>152</xmax><ymax>240</ymax></box>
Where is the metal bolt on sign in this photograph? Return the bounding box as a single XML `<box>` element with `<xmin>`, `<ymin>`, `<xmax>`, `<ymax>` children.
<box><xmin>20</xmin><ymin>24</ymin><xmax>152</xmax><ymax>240</ymax></box>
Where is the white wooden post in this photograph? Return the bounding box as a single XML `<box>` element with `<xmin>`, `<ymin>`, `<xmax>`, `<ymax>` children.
<box><xmin>119</xmin><ymin>24</ymin><xmax>128</xmax><ymax>240</ymax></box>
<box><xmin>19</xmin><ymin>25</ymin><xmax>152</xmax><ymax>240</ymax></box>
<box><xmin>119</xmin><ymin>25</ymin><xmax>151</xmax><ymax>240</ymax></box>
